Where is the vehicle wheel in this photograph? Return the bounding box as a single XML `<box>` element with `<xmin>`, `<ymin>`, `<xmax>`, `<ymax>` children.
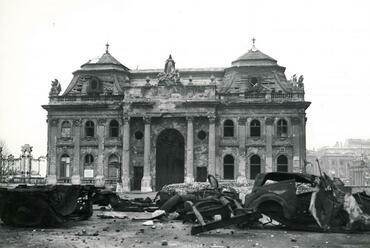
<box><xmin>257</xmin><ymin>201</ymin><xmax>288</xmax><ymax>225</ymax></box>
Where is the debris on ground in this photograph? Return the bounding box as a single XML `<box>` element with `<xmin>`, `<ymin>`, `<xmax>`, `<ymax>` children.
<box><xmin>0</xmin><ymin>184</ymin><xmax>95</xmax><ymax>227</ymax></box>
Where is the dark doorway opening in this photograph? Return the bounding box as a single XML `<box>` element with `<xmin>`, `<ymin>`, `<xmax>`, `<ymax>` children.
<box><xmin>132</xmin><ymin>167</ymin><xmax>143</xmax><ymax>191</ymax></box>
<box><xmin>156</xmin><ymin>129</ymin><xmax>185</xmax><ymax>190</ymax></box>
<box><xmin>196</xmin><ymin>167</ymin><xmax>207</xmax><ymax>182</ymax></box>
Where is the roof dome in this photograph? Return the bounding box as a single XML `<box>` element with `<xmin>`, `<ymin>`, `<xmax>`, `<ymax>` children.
<box><xmin>80</xmin><ymin>43</ymin><xmax>129</xmax><ymax>72</ymax></box>
<box><xmin>232</xmin><ymin>39</ymin><xmax>278</xmax><ymax>67</ymax></box>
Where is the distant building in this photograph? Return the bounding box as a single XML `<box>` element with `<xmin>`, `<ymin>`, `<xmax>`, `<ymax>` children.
<box><xmin>306</xmin><ymin>139</ymin><xmax>370</xmax><ymax>185</ymax></box>
<box><xmin>43</xmin><ymin>41</ymin><xmax>310</xmax><ymax>191</ymax></box>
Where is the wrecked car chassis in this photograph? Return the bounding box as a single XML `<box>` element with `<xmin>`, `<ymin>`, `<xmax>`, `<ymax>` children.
<box><xmin>0</xmin><ymin>184</ymin><xmax>95</xmax><ymax>227</ymax></box>
<box><xmin>244</xmin><ymin>172</ymin><xmax>370</xmax><ymax>232</ymax></box>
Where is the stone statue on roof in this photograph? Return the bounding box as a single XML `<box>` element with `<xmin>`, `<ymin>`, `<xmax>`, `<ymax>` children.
<box><xmin>164</xmin><ymin>55</ymin><xmax>175</xmax><ymax>74</ymax></box>
<box><xmin>49</xmin><ymin>79</ymin><xmax>61</xmax><ymax>96</ymax></box>
<box><xmin>157</xmin><ymin>55</ymin><xmax>181</xmax><ymax>86</ymax></box>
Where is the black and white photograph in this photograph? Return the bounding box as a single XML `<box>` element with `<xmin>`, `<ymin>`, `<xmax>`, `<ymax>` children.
<box><xmin>1</xmin><ymin>0</ymin><xmax>370</xmax><ymax>247</ymax></box>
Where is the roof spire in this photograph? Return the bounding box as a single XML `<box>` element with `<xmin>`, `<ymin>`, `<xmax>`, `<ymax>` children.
<box><xmin>251</xmin><ymin>37</ymin><xmax>257</xmax><ymax>52</ymax></box>
<box><xmin>105</xmin><ymin>42</ymin><xmax>110</xmax><ymax>54</ymax></box>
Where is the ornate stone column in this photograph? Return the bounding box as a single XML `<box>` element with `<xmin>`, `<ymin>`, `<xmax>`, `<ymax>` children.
<box><xmin>237</xmin><ymin>117</ymin><xmax>247</xmax><ymax>183</ymax></box>
<box><xmin>72</xmin><ymin>119</ymin><xmax>81</xmax><ymax>184</ymax></box>
<box><xmin>119</xmin><ymin>116</ymin><xmax>131</xmax><ymax>192</ymax></box>
<box><xmin>95</xmin><ymin>118</ymin><xmax>106</xmax><ymax>187</ymax></box>
<box><xmin>208</xmin><ymin>115</ymin><xmax>216</xmax><ymax>177</ymax></box>
<box><xmin>47</xmin><ymin>118</ymin><xmax>58</xmax><ymax>184</ymax></box>
<box><xmin>141</xmin><ymin>116</ymin><xmax>152</xmax><ymax>192</ymax></box>
<box><xmin>265</xmin><ymin>117</ymin><xmax>274</xmax><ymax>173</ymax></box>
<box><xmin>185</xmin><ymin>116</ymin><xmax>194</xmax><ymax>183</ymax></box>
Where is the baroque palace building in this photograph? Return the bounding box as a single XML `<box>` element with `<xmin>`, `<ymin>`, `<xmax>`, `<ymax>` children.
<box><xmin>43</xmin><ymin>40</ymin><xmax>310</xmax><ymax>192</ymax></box>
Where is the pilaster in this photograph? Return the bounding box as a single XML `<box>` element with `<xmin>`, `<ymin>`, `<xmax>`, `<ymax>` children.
<box><xmin>185</xmin><ymin>116</ymin><xmax>194</xmax><ymax>183</ymax></box>
<box><xmin>141</xmin><ymin>116</ymin><xmax>152</xmax><ymax>192</ymax></box>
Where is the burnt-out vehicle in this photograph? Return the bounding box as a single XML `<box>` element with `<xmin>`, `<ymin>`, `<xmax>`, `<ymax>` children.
<box><xmin>244</xmin><ymin>172</ymin><xmax>370</xmax><ymax>232</ymax></box>
<box><xmin>0</xmin><ymin>184</ymin><xmax>95</xmax><ymax>227</ymax></box>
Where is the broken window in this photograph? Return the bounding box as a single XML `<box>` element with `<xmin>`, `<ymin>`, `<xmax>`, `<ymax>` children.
<box><xmin>277</xmin><ymin>155</ymin><xmax>288</xmax><ymax>172</ymax></box>
<box><xmin>85</xmin><ymin>121</ymin><xmax>95</xmax><ymax>137</ymax></box>
<box><xmin>109</xmin><ymin>120</ymin><xmax>119</xmax><ymax>137</ymax></box>
<box><xmin>250</xmin><ymin>155</ymin><xmax>261</xmax><ymax>179</ymax></box>
<box><xmin>223</xmin><ymin>154</ymin><xmax>234</xmax><ymax>179</ymax></box>
<box><xmin>60</xmin><ymin>154</ymin><xmax>70</xmax><ymax>178</ymax></box>
<box><xmin>250</xmin><ymin>119</ymin><xmax>261</xmax><ymax>137</ymax></box>
<box><xmin>108</xmin><ymin>154</ymin><xmax>120</xmax><ymax>178</ymax></box>
<box><xmin>61</xmin><ymin>121</ymin><xmax>72</xmax><ymax>138</ymax></box>
<box><xmin>224</xmin><ymin>120</ymin><xmax>234</xmax><ymax>137</ymax></box>
<box><xmin>277</xmin><ymin>119</ymin><xmax>288</xmax><ymax>137</ymax></box>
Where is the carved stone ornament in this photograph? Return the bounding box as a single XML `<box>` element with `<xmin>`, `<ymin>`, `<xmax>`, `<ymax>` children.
<box><xmin>98</xmin><ymin>119</ymin><xmax>106</xmax><ymax>126</ymax></box>
<box><xmin>73</xmin><ymin>119</ymin><xmax>82</xmax><ymax>127</ymax></box>
<box><xmin>122</xmin><ymin>115</ymin><xmax>131</xmax><ymax>123</ymax></box>
<box><xmin>143</xmin><ymin>116</ymin><xmax>151</xmax><ymax>124</ymax></box>
<box><xmin>265</xmin><ymin>117</ymin><xmax>274</xmax><ymax>125</ymax></box>
<box><xmin>157</xmin><ymin>55</ymin><xmax>181</xmax><ymax>86</ymax></box>
<box><xmin>186</xmin><ymin>116</ymin><xmax>194</xmax><ymax>122</ymax></box>
<box><xmin>50</xmin><ymin>119</ymin><xmax>59</xmax><ymax>127</ymax></box>
<box><xmin>49</xmin><ymin>79</ymin><xmax>61</xmax><ymax>96</ymax></box>
<box><xmin>208</xmin><ymin>115</ymin><xmax>216</xmax><ymax>124</ymax></box>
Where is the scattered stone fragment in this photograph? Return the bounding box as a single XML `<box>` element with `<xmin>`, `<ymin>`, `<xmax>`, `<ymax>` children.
<box><xmin>161</xmin><ymin>240</ymin><xmax>168</xmax><ymax>246</ymax></box>
<box><xmin>143</xmin><ymin>220</ymin><xmax>154</xmax><ymax>226</ymax></box>
<box><xmin>291</xmin><ymin>238</ymin><xmax>297</xmax><ymax>242</ymax></box>
<box><xmin>151</xmin><ymin>225</ymin><xmax>156</xmax><ymax>229</ymax></box>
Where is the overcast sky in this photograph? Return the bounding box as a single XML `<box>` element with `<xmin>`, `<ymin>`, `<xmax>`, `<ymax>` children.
<box><xmin>1</xmin><ymin>0</ymin><xmax>370</xmax><ymax>156</ymax></box>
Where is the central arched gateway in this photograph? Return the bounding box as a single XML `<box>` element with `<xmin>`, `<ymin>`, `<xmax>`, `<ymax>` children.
<box><xmin>156</xmin><ymin>128</ymin><xmax>185</xmax><ymax>190</ymax></box>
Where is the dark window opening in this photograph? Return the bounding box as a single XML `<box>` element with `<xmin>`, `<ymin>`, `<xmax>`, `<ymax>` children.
<box><xmin>223</xmin><ymin>154</ymin><xmax>234</xmax><ymax>179</ymax></box>
<box><xmin>135</xmin><ymin>131</ymin><xmax>143</xmax><ymax>140</ymax></box>
<box><xmin>85</xmin><ymin>154</ymin><xmax>94</xmax><ymax>165</ymax></box>
<box><xmin>85</xmin><ymin>121</ymin><xmax>95</xmax><ymax>137</ymax></box>
<box><xmin>277</xmin><ymin>119</ymin><xmax>288</xmax><ymax>137</ymax></box>
<box><xmin>251</xmin><ymin>77</ymin><xmax>258</xmax><ymax>86</ymax></box>
<box><xmin>277</xmin><ymin>155</ymin><xmax>288</xmax><ymax>172</ymax></box>
<box><xmin>250</xmin><ymin>119</ymin><xmax>261</xmax><ymax>137</ymax></box>
<box><xmin>197</xmin><ymin>130</ymin><xmax>207</xmax><ymax>140</ymax></box>
<box><xmin>109</xmin><ymin>120</ymin><xmax>119</xmax><ymax>137</ymax></box>
<box><xmin>250</xmin><ymin>155</ymin><xmax>261</xmax><ymax>179</ymax></box>
<box><xmin>224</xmin><ymin>119</ymin><xmax>234</xmax><ymax>137</ymax></box>
<box><xmin>196</xmin><ymin>167</ymin><xmax>208</xmax><ymax>182</ymax></box>
<box><xmin>91</xmin><ymin>80</ymin><xmax>98</xmax><ymax>90</ymax></box>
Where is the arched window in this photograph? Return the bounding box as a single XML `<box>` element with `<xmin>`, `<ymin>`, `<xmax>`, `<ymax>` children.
<box><xmin>250</xmin><ymin>155</ymin><xmax>261</xmax><ymax>179</ymax></box>
<box><xmin>224</xmin><ymin>120</ymin><xmax>234</xmax><ymax>137</ymax></box>
<box><xmin>85</xmin><ymin>121</ymin><xmax>95</xmax><ymax>137</ymax></box>
<box><xmin>223</xmin><ymin>154</ymin><xmax>234</xmax><ymax>179</ymax></box>
<box><xmin>84</xmin><ymin>154</ymin><xmax>94</xmax><ymax>178</ymax></box>
<box><xmin>250</xmin><ymin>120</ymin><xmax>261</xmax><ymax>137</ymax></box>
<box><xmin>61</xmin><ymin>121</ymin><xmax>72</xmax><ymax>138</ymax></box>
<box><xmin>277</xmin><ymin>119</ymin><xmax>288</xmax><ymax>137</ymax></box>
<box><xmin>108</xmin><ymin>154</ymin><xmax>120</xmax><ymax>178</ymax></box>
<box><xmin>85</xmin><ymin>154</ymin><xmax>94</xmax><ymax>165</ymax></box>
<box><xmin>109</xmin><ymin>120</ymin><xmax>119</xmax><ymax>137</ymax></box>
<box><xmin>60</xmin><ymin>154</ymin><xmax>70</xmax><ymax>178</ymax></box>
<box><xmin>277</xmin><ymin>155</ymin><xmax>288</xmax><ymax>172</ymax></box>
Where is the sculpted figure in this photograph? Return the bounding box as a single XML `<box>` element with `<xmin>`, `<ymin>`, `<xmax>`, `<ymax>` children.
<box><xmin>49</xmin><ymin>79</ymin><xmax>61</xmax><ymax>96</ymax></box>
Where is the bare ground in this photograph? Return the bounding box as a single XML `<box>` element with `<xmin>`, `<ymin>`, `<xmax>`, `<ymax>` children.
<box><xmin>1</xmin><ymin>209</ymin><xmax>370</xmax><ymax>248</ymax></box>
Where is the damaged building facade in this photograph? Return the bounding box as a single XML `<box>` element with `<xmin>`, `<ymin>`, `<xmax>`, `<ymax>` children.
<box><xmin>43</xmin><ymin>41</ymin><xmax>310</xmax><ymax>192</ymax></box>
